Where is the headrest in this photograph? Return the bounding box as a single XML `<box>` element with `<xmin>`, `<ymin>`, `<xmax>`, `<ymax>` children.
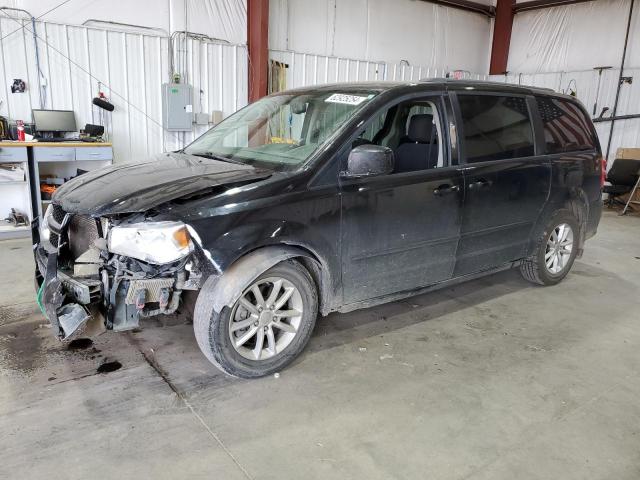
<box><xmin>407</xmin><ymin>114</ymin><xmax>434</xmax><ymax>143</ymax></box>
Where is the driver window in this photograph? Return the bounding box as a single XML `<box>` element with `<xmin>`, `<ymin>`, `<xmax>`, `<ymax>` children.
<box><xmin>351</xmin><ymin>98</ymin><xmax>445</xmax><ymax>173</ymax></box>
<box><xmin>354</xmin><ymin>110</ymin><xmax>388</xmax><ymax>146</ymax></box>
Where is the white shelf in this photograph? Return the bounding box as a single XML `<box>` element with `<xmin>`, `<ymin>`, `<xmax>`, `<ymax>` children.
<box><xmin>0</xmin><ymin>144</ymin><xmax>112</xmax><ymax>228</ymax></box>
<box><xmin>0</xmin><ymin>224</ymin><xmax>29</xmax><ymax>233</ymax></box>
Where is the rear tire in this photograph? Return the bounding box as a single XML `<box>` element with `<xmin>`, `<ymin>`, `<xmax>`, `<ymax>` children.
<box><xmin>520</xmin><ymin>209</ymin><xmax>580</xmax><ymax>286</ymax></box>
<box><xmin>194</xmin><ymin>259</ymin><xmax>318</xmax><ymax>378</ymax></box>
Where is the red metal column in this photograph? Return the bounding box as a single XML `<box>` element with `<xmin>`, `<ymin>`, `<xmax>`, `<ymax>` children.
<box><xmin>248</xmin><ymin>0</ymin><xmax>269</xmax><ymax>102</ymax></box>
<box><xmin>489</xmin><ymin>0</ymin><xmax>515</xmax><ymax>75</ymax></box>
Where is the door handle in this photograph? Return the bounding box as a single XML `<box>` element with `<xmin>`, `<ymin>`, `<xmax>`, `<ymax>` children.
<box><xmin>468</xmin><ymin>178</ymin><xmax>492</xmax><ymax>190</ymax></box>
<box><xmin>433</xmin><ymin>184</ymin><xmax>460</xmax><ymax>196</ymax></box>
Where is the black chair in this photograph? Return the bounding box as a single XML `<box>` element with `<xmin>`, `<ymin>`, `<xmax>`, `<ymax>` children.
<box><xmin>603</xmin><ymin>158</ymin><xmax>640</xmax><ymax>209</ymax></box>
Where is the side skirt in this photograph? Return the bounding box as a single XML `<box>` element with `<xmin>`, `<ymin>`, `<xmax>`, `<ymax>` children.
<box><xmin>336</xmin><ymin>261</ymin><xmax>520</xmax><ymax>314</ymax></box>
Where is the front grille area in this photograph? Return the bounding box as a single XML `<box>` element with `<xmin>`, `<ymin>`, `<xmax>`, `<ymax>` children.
<box><xmin>51</xmin><ymin>203</ymin><xmax>66</xmax><ymax>224</ymax></box>
<box><xmin>47</xmin><ymin>204</ymin><xmax>100</xmax><ymax>260</ymax></box>
<box><xmin>49</xmin><ymin>232</ymin><xmax>60</xmax><ymax>247</ymax></box>
<box><xmin>68</xmin><ymin>215</ymin><xmax>100</xmax><ymax>260</ymax></box>
<box><xmin>49</xmin><ymin>204</ymin><xmax>66</xmax><ymax>248</ymax></box>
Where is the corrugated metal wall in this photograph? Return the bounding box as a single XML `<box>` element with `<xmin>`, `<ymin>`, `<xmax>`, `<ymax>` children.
<box><xmin>0</xmin><ymin>16</ymin><xmax>248</xmax><ymax>163</ymax></box>
<box><xmin>269</xmin><ymin>0</ymin><xmax>493</xmax><ymax>75</ymax></box>
<box><xmin>269</xmin><ymin>49</ymin><xmax>488</xmax><ymax>90</ymax></box>
<box><xmin>490</xmin><ymin>68</ymin><xmax>640</xmax><ymax>164</ymax></box>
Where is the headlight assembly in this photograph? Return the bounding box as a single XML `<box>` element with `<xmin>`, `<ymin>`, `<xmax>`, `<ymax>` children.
<box><xmin>107</xmin><ymin>221</ymin><xmax>193</xmax><ymax>264</ymax></box>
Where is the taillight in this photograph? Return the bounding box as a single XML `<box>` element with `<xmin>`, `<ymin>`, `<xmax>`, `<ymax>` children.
<box><xmin>600</xmin><ymin>156</ymin><xmax>607</xmax><ymax>188</ymax></box>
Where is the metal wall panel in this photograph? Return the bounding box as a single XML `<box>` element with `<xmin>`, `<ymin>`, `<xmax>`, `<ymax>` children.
<box><xmin>269</xmin><ymin>50</ymin><xmax>387</xmax><ymax>88</ymax></box>
<box><xmin>490</xmin><ymin>68</ymin><xmax>640</xmax><ymax>164</ymax></box>
<box><xmin>269</xmin><ymin>49</ymin><xmax>488</xmax><ymax>90</ymax></box>
<box><xmin>0</xmin><ymin>17</ymin><xmax>248</xmax><ymax>163</ymax></box>
<box><xmin>269</xmin><ymin>0</ymin><xmax>492</xmax><ymax>75</ymax></box>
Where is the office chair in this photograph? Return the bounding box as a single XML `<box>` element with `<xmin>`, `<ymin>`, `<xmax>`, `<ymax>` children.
<box><xmin>603</xmin><ymin>158</ymin><xmax>640</xmax><ymax>214</ymax></box>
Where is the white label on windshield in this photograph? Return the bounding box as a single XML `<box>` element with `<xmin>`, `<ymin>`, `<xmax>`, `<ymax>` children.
<box><xmin>325</xmin><ymin>93</ymin><xmax>369</xmax><ymax>105</ymax></box>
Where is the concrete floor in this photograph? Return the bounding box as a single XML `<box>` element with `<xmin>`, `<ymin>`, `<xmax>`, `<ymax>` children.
<box><xmin>0</xmin><ymin>210</ymin><xmax>639</xmax><ymax>479</ymax></box>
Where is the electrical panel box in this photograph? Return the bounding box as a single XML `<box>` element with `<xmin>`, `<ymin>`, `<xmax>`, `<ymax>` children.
<box><xmin>162</xmin><ymin>83</ymin><xmax>193</xmax><ymax>131</ymax></box>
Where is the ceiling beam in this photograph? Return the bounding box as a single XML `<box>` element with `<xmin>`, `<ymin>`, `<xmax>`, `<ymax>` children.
<box><xmin>418</xmin><ymin>0</ymin><xmax>496</xmax><ymax>17</ymax></box>
<box><xmin>514</xmin><ymin>0</ymin><xmax>594</xmax><ymax>13</ymax></box>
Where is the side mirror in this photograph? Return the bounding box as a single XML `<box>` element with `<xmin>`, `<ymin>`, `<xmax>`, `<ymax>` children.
<box><xmin>341</xmin><ymin>145</ymin><xmax>394</xmax><ymax>179</ymax></box>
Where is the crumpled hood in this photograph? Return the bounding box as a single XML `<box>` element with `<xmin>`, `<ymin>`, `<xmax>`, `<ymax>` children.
<box><xmin>53</xmin><ymin>152</ymin><xmax>272</xmax><ymax>216</ymax></box>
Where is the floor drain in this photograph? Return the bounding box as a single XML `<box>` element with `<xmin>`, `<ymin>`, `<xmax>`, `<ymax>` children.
<box><xmin>67</xmin><ymin>338</ymin><xmax>93</xmax><ymax>351</ymax></box>
<box><xmin>97</xmin><ymin>361</ymin><xmax>122</xmax><ymax>374</ymax></box>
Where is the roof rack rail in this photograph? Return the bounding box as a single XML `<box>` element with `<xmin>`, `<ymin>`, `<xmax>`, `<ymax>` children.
<box><xmin>416</xmin><ymin>77</ymin><xmax>558</xmax><ymax>93</ymax></box>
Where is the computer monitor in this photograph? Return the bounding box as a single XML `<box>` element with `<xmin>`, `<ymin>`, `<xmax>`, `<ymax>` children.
<box><xmin>32</xmin><ymin>109</ymin><xmax>77</xmax><ymax>134</ymax></box>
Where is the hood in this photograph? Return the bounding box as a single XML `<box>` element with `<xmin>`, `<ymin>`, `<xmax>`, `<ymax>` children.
<box><xmin>53</xmin><ymin>152</ymin><xmax>272</xmax><ymax>216</ymax></box>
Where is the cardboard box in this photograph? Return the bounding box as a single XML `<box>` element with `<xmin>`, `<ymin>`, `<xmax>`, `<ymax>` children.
<box><xmin>615</xmin><ymin>148</ymin><xmax>640</xmax><ymax>160</ymax></box>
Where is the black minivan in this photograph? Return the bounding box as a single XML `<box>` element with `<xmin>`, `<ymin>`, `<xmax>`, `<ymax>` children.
<box><xmin>34</xmin><ymin>80</ymin><xmax>603</xmax><ymax>378</ymax></box>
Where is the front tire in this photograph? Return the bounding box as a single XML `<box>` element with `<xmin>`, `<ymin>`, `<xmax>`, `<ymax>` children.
<box><xmin>194</xmin><ymin>260</ymin><xmax>318</xmax><ymax>378</ymax></box>
<box><xmin>520</xmin><ymin>209</ymin><xmax>580</xmax><ymax>286</ymax></box>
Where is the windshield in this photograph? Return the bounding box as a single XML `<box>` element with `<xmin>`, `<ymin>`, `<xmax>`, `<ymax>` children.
<box><xmin>184</xmin><ymin>90</ymin><xmax>378</xmax><ymax>171</ymax></box>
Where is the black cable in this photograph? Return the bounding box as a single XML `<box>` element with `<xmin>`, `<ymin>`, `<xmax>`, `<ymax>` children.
<box><xmin>0</xmin><ymin>0</ymin><xmax>75</xmax><ymax>42</ymax></box>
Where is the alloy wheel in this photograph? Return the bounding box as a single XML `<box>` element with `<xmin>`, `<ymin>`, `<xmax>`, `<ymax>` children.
<box><xmin>545</xmin><ymin>223</ymin><xmax>574</xmax><ymax>274</ymax></box>
<box><xmin>228</xmin><ymin>277</ymin><xmax>303</xmax><ymax>361</ymax></box>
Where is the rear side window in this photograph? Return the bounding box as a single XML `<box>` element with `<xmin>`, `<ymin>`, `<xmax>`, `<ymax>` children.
<box><xmin>536</xmin><ymin>96</ymin><xmax>596</xmax><ymax>154</ymax></box>
<box><xmin>458</xmin><ymin>95</ymin><xmax>535</xmax><ymax>163</ymax></box>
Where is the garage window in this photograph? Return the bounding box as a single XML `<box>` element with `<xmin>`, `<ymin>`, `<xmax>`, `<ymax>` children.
<box><xmin>536</xmin><ymin>96</ymin><xmax>596</xmax><ymax>154</ymax></box>
<box><xmin>458</xmin><ymin>95</ymin><xmax>535</xmax><ymax>163</ymax></box>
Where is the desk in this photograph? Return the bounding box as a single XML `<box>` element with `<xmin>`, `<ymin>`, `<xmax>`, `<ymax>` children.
<box><xmin>0</xmin><ymin>142</ymin><xmax>113</xmax><ymax>239</ymax></box>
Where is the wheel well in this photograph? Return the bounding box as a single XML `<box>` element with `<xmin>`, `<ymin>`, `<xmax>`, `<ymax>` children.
<box><xmin>527</xmin><ymin>190</ymin><xmax>589</xmax><ymax>259</ymax></box>
<box><xmin>565</xmin><ymin>190</ymin><xmax>589</xmax><ymax>251</ymax></box>
<box><xmin>279</xmin><ymin>244</ymin><xmax>333</xmax><ymax>317</ymax></box>
<box><xmin>219</xmin><ymin>243</ymin><xmax>335</xmax><ymax>317</ymax></box>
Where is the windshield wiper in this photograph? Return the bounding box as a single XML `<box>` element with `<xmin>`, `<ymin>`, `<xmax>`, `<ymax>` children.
<box><xmin>191</xmin><ymin>152</ymin><xmax>246</xmax><ymax>165</ymax></box>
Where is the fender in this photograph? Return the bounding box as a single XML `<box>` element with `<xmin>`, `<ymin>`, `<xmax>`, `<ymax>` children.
<box><xmin>198</xmin><ymin>245</ymin><xmax>317</xmax><ymax>315</ymax></box>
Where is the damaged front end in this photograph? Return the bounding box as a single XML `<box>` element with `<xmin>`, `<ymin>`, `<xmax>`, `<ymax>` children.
<box><xmin>34</xmin><ymin>203</ymin><xmax>209</xmax><ymax>341</ymax></box>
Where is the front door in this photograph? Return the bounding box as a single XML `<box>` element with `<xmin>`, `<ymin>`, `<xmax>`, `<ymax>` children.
<box><xmin>339</xmin><ymin>95</ymin><xmax>464</xmax><ymax>305</ymax></box>
<box><xmin>452</xmin><ymin>92</ymin><xmax>551</xmax><ymax>276</ymax></box>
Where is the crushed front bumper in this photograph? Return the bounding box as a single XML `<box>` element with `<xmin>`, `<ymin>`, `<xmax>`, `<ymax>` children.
<box><xmin>33</xmin><ymin>217</ymin><xmax>197</xmax><ymax>341</ymax></box>
<box><xmin>35</xmin><ymin>241</ymin><xmax>102</xmax><ymax>340</ymax></box>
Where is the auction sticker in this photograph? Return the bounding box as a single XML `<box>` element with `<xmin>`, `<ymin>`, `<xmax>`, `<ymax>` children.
<box><xmin>325</xmin><ymin>93</ymin><xmax>369</xmax><ymax>105</ymax></box>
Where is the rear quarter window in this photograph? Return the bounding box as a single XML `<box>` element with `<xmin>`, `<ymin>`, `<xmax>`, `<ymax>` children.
<box><xmin>536</xmin><ymin>96</ymin><xmax>597</xmax><ymax>154</ymax></box>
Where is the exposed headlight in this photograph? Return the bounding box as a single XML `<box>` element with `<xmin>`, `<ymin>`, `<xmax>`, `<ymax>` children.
<box><xmin>40</xmin><ymin>204</ymin><xmax>52</xmax><ymax>242</ymax></box>
<box><xmin>107</xmin><ymin>221</ymin><xmax>192</xmax><ymax>264</ymax></box>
